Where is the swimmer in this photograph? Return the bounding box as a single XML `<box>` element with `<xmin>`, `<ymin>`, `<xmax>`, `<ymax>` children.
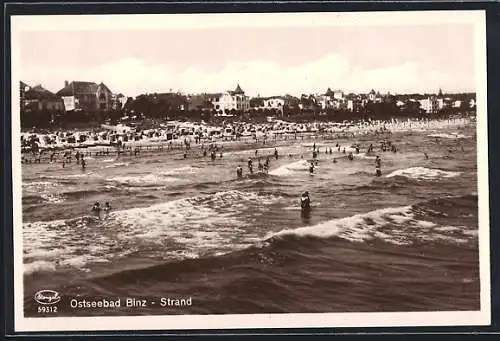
<box><xmin>236</xmin><ymin>166</ymin><xmax>243</xmax><ymax>179</ymax></box>
<box><xmin>375</xmin><ymin>156</ymin><xmax>382</xmax><ymax>176</ymax></box>
<box><xmin>274</xmin><ymin>147</ymin><xmax>279</xmax><ymax>160</ymax></box>
<box><xmin>333</xmin><ymin>158</ymin><xmax>337</xmax><ymax>163</ymax></box>
<box><xmin>309</xmin><ymin>162</ymin><xmax>315</xmax><ymax>174</ymax></box>
<box><xmin>91</xmin><ymin>201</ymin><xmax>101</xmax><ymax>212</ymax></box>
<box><xmin>348</xmin><ymin>152</ymin><xmax>354</xmax><ymax>161</ymax></box>
<box><xmin>424</xmin><ymin>152</ymin><xmax>429</xmax><ymax>160</ymax></box>
<box><xmin>104</xmin><ymin>202</ymin><xmax>112</xmax><ymax>212</ymax></box>
<box><xmin>300</xmin><ymin>191</ymin><xmax>311</xmax><ymax>210</ymax></box>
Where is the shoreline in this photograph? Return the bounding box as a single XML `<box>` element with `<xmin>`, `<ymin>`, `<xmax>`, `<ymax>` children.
<box><xmin>20</xmin><ymin>117</ymin><xmax>473</xmax><ymax>164</ymax></box>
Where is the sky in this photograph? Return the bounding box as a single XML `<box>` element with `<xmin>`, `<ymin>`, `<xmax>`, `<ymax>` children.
<box><xmin>18</xmin><ymin>22</ymin><xmax>476</xmax><ymax>98</ymax></box>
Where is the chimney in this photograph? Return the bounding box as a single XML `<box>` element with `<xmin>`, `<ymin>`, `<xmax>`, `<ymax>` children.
<box><xmin>64</xmin><ymin>80</ymin><xmax>69</xmax><ymax>87</ymax></box>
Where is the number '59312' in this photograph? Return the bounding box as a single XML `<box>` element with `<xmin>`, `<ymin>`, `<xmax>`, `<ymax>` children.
<box><xmin>38</xmin><ymin>306</ymin><xmax>58</xmax><ymax>313</ymax></box>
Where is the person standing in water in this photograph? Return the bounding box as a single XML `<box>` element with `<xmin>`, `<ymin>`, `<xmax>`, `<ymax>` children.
<box><xmin>309</xmin><ymin>162</ymin><xmax>315</xmax><ymax>174</ymax></box>
<box><xmin>300</xmin><ymin>191</ymin><xmax>311</xmax><ymax>210</ymax></box>
<box><xmin>236</xmin><ymin>165</ymin><xmax>243</xmax><ymax>179</ymax></box>
<box><xmin>375</xmin><ymin>156</ymin><xmax>382</xmax><ymax>176</ymax></box>
<box><xmin>274</xmin><ymin>147</ymin><xmax>279</xmax><ymax>160</ymax></box>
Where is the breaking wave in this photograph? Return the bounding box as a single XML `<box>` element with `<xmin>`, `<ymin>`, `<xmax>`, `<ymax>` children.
<box><xmin>385</xmin><ymin>167</ymin><xmax>461</xmax><ymax>180</ymax></box>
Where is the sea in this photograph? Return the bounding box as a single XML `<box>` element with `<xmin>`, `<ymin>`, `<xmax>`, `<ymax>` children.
<box><xmin>22</xmin><ymin>123</ymin><xmax>480</xmax><ymax>317</ymax></box>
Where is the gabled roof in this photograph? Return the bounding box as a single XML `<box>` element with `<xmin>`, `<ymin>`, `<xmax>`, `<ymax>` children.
<box><xmin>20</xmin><ymin>81</ymin><xmax>31</xmax><ymax>91</ymax></box>
<box><xmin>324</xmin><ymin>88</ymin><xmax>343</xmax><ymax>96</ymax></box>
<box><xmin>56</xmin><ymin>81</ymin><xmax>100</xmax><ymax>96</ymax></box>
<box><xmin>25</xmin><ymin>84</ymin><xmax>61</xmax><ymax>101</ymax></box>
<box><xmin>97</xmin><ymin>82</ymin><xmax>113</xmax><ymax>94</ymax></box>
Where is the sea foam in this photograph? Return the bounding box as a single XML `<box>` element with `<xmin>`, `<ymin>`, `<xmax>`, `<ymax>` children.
<box><xmin>385</xmin><ymin>167</ymin><xmax>461</xmax><ymax>180</ymax></box>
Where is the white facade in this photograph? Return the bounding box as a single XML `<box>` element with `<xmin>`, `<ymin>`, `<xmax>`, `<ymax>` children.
<box><xmin>263</xmin><ymin>97</ymin><xmax>285</xmax><ymax>110</ymax></box>
<box><xmin>317</xmin><ymin>95</ymin><xmax>332</xmax><ymax>110</ymax></box>
<box><xmin>210</xmin><ymin>85</ymin><xmax>249</xmax><ymax>115</ymax></box>
<box><xmin>419</xmin><ymin>97</ymin><xmax>438</xmax><ymax>114</ymax></box>
<box><xmin>347</xmin><ymin>100</ymin><xmax>354</xmax><ymax>111</ymax></box>
<box><xmin>333</xmin><ymin>90</ymin><xmax>344</xmax><ymax>100</ymax></box>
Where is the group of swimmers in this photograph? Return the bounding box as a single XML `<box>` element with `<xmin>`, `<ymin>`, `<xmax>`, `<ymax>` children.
<box><xmin>91</xmin><ymin>201</ymin><xmax>112</xmax><ymax>213</ymax></box>
<box><xmin>236</xmin><ymin>147</ymin><xmax>279</xmax><ymax>178</ymax></box>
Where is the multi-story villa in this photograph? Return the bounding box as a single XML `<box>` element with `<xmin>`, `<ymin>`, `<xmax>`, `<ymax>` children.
<box><xmin>207</xmin><ymin>84</ymin><xmax>250</xmax><ymax>115</ymax></box>
<box><xmin>57</xmin><ymin>80</ymin><xmax>113</xmax><ymax>112</ymax></box>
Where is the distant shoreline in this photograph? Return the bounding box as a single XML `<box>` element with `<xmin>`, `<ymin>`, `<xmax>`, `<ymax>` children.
<box><xmin>19</xmin><ymin>116</ymin><xmax>474</xmax><ymax>164</ymax></box>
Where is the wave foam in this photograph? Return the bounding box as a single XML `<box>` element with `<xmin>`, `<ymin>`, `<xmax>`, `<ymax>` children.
<box><xmin>159</xmin><ymin>165</ymin><xmax>199</xmax><ymax>176</ymax></box>
<box><xmin>428</xmin><ymin>133</ymin><xmax>471</xmax><ymax>139</ymax></box>
<box><xmin>269</xmin><ymin>160</ymin><xmax>313</xmax><ymax>176</ymax></box>
<box><xmin>23</xmin><ymin>181</ymin><xmax>65</xmax><ymax>203</ymax></box>
<box><xmin>268</xmin><ymin>205</ymin><xmax>476</xmax><ymax>246</ymax></box>
<box><xmin>385</xmin><ymin>167</ymin><xmax>461</xmax><ymax>180</ymax></box>
<box><xmin>23</xmin><ymin>190</ymin><xmax>281</xmax><ymax>274</ymax></box>
<box><xmin>108</xmin><ymin>174</ymin><xmax>181</xmax><ymax>185</ymax></box>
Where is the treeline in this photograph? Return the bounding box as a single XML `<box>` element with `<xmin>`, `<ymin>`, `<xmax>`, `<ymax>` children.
<box><xmin>20</xmin><ymin>93</ymin><xmax>476</xmax><ymax>129</ymax></box>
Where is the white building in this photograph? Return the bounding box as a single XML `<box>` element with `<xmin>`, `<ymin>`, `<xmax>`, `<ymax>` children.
<box><xmin>320</xmin><ymin>88</ymin><xmax>345</xmax><ymax>109</ymax></box>
<box><xmin>263</xmin><ymin>97</ymin><xmax>285</xmax><ymax>110</ymax></box>
<box><xmin>368</xmin><ymin>89</ymin><xmax>382</xmax><ymax>103</ymax></box>
<box><xmin>347</xmin><ymin>100</ymin><xmax>354</xmax><ymax>112</ymax></box>
<box><xmin>437</xmin><ymin>98</ymin><xmax>445</xmax><ymax>110</ymax></box>
<box><xmin>419</xmin><ymin>97</ymin><xmax>439</xmax><ymax>114</ymax></box>
<box><xmin>208</xmin><ymin>84</ymin><xmax>250</xmax><ymax>115</ymax></box>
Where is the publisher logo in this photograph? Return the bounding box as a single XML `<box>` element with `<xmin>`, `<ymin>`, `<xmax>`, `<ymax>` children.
<box><xmin>34</xmin><ymin>290</ymin><xmax>61</xmax><ymax>305</ymax></box>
